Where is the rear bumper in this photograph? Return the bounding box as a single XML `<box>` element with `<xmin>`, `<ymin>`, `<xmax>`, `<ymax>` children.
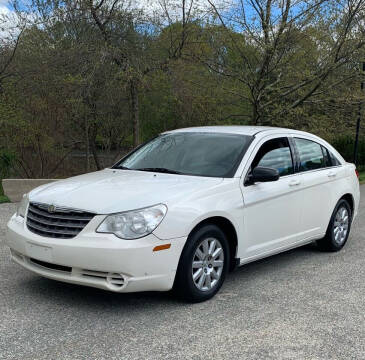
<box><xmin>6</xmin><ymin>214</ymin><xmax>187</xmax><ymax>292</ymax></box>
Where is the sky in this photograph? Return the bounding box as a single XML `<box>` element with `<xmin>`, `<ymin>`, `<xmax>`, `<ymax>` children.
<box><xmin>0</xmin><ymin>0</ymin><xmax>230</xmax><ymax>21</ymax></box>
<box><xmin>0</xmin><ymin>0</ymin><xmax>241</xmax><ymax>41</ymax></box>
<box><xmin>0</xmin><ymin>0</ymin><xmax>10</xmax><ymax>14</ymax></box>
<box><xmin>0</xmin><ymin>1</ymin><xmax>15</xmax><ymax>40</ymax></box>
<box><xmin>0</xmin><ymin>0</ymin><xmax>11</xmax><ymax>15</ymax></box>
<box><xmin>0</xmin><ymin>0</ymin><xmax>227</xmax><ymax>39</ymax></box>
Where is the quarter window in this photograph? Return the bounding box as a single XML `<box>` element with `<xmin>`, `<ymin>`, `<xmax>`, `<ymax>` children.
<box><xmin>294</xmin><ymin>138</ymin><xmax>325</xmax><ymax>171</ymax></box>
<box><xmin>321</xmin><ymin>146</ymin><xmax>341</xmax><ymax>167</ymax></box>
<box><xmin>321</xmin><ymin>146</ymin><xmax>331</xmax><ymax>167</ymax></box>
<box><xmin>329</xmin><ymin>151</ymin><xmax>341</xmax><ymax>166</ymax></box>
<box><xmin>251</xmin><ymin>137</ymin><xmax>294</xmax><ymax>176</ymax></box>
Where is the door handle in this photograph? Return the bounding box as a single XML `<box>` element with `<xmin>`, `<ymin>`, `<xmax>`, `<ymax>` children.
<box><xmin>289</xmin><ymin>179</ymin><xmax>300</xmax><ymax>186</ymax></box>
<box><xmin>327</xmin><ymin>171</ymin><xmax>337</xmax><ymax>178</ymax></box>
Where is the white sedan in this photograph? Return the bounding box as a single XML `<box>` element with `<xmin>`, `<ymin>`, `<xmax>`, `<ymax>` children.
<box><xmin>6</xmin><ymin>126</ymin><xmax>360</xmax><ymax>302</ymax></box>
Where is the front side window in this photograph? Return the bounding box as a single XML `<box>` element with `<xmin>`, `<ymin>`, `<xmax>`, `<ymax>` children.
<box><xmin>295</xmin><ymin>138</ymin><xmax>325</xmax><ymax>171</ymax></box>
<box><xmin>251</xmin><ymin>137</ymin><xmax>294</xmax><ymax>176</ymax></box>
<box><xmin>114</xmin><ymin>132</ymin><xmax>253</xmax><ymax>177</ymax></box>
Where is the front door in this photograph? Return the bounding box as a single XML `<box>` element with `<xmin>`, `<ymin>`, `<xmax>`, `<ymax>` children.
<box><xmin>239</xmin><ymin>136</ymin><xmax>303</xmax><ymax>261</ymax></box>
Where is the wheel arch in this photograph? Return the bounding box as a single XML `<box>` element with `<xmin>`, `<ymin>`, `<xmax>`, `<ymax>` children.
<box><xmin>325</xmin><ymin>192</ymin><xmax>355</xmax><ymax>230</ymax></box>
<box><xmin>339</xmin><ymin>193</ymin><xmax>354</xmax><ymax>215</ymax></box>
<box><xmin>187</xmin><ymin>216</ymin><xmax>239</xmax><ymax>272</ymax></box>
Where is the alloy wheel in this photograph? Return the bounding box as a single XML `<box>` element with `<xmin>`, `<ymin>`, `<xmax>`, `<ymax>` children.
<box><xmin>333</xmin><ymin>206</ymin><xmax>349</xmax><ymax>245</ymax></box>
<box><xmin>191</xmin><ymin>237</ymin><xmax>224</xmax><ymax>292</ymax></box>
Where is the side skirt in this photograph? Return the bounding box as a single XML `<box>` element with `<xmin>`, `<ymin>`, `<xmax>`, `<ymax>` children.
<box><xmin>238</xmin><ymin>236</ymin><xmax>323</xmax><ymax>267</ymax></box>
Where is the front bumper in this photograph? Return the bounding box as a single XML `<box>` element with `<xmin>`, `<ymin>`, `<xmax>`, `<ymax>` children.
<box><xmin>6</xmin><ymin>214</ymin><xmax>187</xmax><ymax>293</ymax></box>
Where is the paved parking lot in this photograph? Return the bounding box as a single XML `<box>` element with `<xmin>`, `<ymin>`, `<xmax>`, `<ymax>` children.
<box><xmin>1</xmin><ymin>187</ymin><xmax>364</xmax><ymax>359</ymax></box>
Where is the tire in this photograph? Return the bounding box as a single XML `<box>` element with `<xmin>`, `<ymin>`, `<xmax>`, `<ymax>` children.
<box><xmin>316</xmin><ymin>199</ymin><xmax>352</xmax><ymax>252</ymax></box>
<box><xmin>174</xmin><ymin>224</ymin><xmax>230</xmax><ymax>303</ymax></box>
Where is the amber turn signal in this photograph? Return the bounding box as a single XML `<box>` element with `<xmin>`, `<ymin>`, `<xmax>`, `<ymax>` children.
<box><xmin>153</xmin><ymin>244</ymin><xmax>171</xmax><ymax>252</ymax></box>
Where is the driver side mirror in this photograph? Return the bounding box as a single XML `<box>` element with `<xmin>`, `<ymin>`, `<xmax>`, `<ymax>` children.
<box><xmin>245</xmin><ymin>166</ymin><xmax>280</xmax><ymax>185</ymax></box>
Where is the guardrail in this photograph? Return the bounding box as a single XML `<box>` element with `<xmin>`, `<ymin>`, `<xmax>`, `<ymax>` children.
<box><xmin>2</xmin><ymin>179</ymin><xmax>58</xmax><ymax>202</ymax></box>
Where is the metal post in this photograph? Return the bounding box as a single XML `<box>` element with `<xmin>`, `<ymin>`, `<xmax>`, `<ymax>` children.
<box><xmin>354</xmin><ymin>61</ymin><xmax>365</xmax><ymax>165</ymax></box>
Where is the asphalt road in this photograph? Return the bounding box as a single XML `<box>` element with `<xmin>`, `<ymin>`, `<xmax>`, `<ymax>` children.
<box><xmin>1</xmin><ymin>187</ymin><xmax>365</xmax><ymax>360</ymax></box>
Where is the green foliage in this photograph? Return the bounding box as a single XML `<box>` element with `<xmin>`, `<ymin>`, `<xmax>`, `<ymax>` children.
<box><xmin>0</xmin><ymin>195</ymin><xmax>10</xmax><ymax>204</ymax></box>
<box><xmin>358</xmin><ymin>171</ymin><xmax>365</xmax><ymax>184</ymax></box>
<box><xmin>0</xmin><ymin>150</ymin><xmax>16</xmax><ymax>178</ymax></box>
<box><xmin>332</xmin><ymin>136</ymin><xmax>365</xmax><ymax>166</ymax></box>
<box><xmin>0</xmin><ymin>0</ymin><xmax>364</xmax><ymax>177</ymax></box>
<box><xmin>0</xmin><ymin>180</ymin><xmax>9</xmax><ymax>203</ymax></box>
<box><xmin>0</xmin><ymin>151</ymin><xmax>14</xmax><ymax>203</ymax></box>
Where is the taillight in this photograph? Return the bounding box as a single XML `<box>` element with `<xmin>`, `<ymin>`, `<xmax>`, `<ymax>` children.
<box><xmin>355</xmin><ymin>169</ymin><xmax>359</xmax><ymax>178</ymax></box>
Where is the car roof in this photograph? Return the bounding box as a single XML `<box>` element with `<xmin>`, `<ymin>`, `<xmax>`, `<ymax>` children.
<box><xmin>164</xmin><ymin>125</ymin><xmax>310</xmax><ymax>137</ymax></box>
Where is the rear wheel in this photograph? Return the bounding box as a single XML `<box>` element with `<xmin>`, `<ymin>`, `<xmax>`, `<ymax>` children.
<box><xmin>174</xmin><ymin>224</ymin><xmax>229</xmax><ymax>302</ymax></box>
<box><xmin>316</xmin><ymin>199</ymin><xmax>352</xmax><ymax>252</ymax></box>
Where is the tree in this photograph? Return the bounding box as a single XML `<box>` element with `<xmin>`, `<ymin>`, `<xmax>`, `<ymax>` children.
<box><xmin>84</xmin><ymin>0</ymin><xmax>198</xmax><ymax>146</ymax></box>
<box><xmin>0</xmin><ymin>8</ymin><xmax>24</xmax><ymax>93</ymax></box>
<box><xmin>206</xmin><ymin>0</ymin><xmax>365</xmax><ymax>125</ymax></box>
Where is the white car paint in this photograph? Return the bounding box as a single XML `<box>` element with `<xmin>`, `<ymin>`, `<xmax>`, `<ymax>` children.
<box><xmin>5</xmin><ymin>126</ymin><xmax>360</xmax><ymax>293</ymax></box>
<box><xmin>28</xmin><ymin>169</ymin><xmax>224</xmax><ymax>215</ymax></box>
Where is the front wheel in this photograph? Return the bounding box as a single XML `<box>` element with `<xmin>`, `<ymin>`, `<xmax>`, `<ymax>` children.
<box><xmin>316</xmin><ymin>199</ymin><xmax>352</xmax><ymax>252</ymax></box>
<box><xmin>174</xmin><ymin>224</ymin><xmax>230</xmax><ymax>302</ymax></box>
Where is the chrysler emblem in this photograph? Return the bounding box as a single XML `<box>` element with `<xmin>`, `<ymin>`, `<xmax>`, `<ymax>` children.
<box><xmin>48</xmin><ymin>205</ymin><xmax>56</xmax><ymax>213</ymax></box>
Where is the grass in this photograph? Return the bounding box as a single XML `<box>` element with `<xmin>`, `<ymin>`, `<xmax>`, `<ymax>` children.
<box><xmin>359</xmin><ymin>171</ymin><xmax>365</xmax><ymax>185</ymax></box>
<box><xmin>0</xmin><ymin>196</ymin><xmax>9</xmax><ymax>204</ymax></box>
<box><xmin>0</xmin><ymin>180</ymin><xmax>10</xmax><ymax>204</ymax></box>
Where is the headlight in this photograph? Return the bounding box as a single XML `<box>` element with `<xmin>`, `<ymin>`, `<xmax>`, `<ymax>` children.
<box><xmin>97</xmin><ymin>204</ymin><xmax>167</xmax><ymax>239</ymax></box>
<box><xmin>17</xmin><ymin>193</ymin><xmax>29</xmax><ymax>218</ymax></box>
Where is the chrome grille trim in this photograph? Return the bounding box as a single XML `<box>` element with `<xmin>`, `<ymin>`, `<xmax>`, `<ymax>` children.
<box><xmin>26</xmin><ymin>202</ymin><xmax>95</xmax><ymax>239</ymax></box>
<box><xmin>27</xmin><ymin>213</ymin><xmax>86</xmax><ymax>228</ymax></box>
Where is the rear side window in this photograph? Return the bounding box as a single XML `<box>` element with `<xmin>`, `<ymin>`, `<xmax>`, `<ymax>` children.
<box><xmin>329</xmin><ymin>151</ymin><xmax>341</xmax><ymax>166</ymax></box>
<box><xmin>321</xmin><ymin>146</ymin><xmax>331</xmax><ymax>167</ymax></box>
<box><xmin>251</xmin><ymin>137</ymin><xmax>294</xmax><ymax>176</ymax></box>
<box><xmin>321</xmin><ymin>146</ymin><xmax>341</xmax><ymax>167</ymax></box>
<box><xmin>294</xmin><ymin>138</ymin><xmax>325</xmax><ymax>171</ymax></box>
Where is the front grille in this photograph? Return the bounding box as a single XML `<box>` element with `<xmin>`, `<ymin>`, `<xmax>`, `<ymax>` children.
<box><xmin>26</xmin><ymin>202</ymin><xmax>95</xmax><ymax>239</ymax></box>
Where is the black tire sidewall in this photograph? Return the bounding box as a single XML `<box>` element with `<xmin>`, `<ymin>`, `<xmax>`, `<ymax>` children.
<box><xmin>175</xmin><ymin>224</ymin><xmax>230</xmax><ymax>302</ymax></box>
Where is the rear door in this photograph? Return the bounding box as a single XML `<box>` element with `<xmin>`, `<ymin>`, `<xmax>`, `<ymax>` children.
<box><xmin>292</xmin><ymin>137</ymin><xmax>338</xmax><ymax>238</ymax></box>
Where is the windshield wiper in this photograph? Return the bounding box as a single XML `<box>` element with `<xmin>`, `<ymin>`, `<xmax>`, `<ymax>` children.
<box><xmin>115</xmin><ymin>166</ymin><xmax>130</xmax><ymax>170</ymax></box>
<box><xmin>135</xmin><ymin>167</ymin><xmax>183</xmax><ymax>175</ymax></box>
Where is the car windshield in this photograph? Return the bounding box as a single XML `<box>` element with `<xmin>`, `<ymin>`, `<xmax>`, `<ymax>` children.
<box><xmin>113</xmin><ymin>132</ymin><xmax>253</xmax><ymax>177</ymax></box>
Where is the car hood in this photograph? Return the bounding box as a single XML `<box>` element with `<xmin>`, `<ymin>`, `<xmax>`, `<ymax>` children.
<box><xmin>29</xmin><ymin>169</ymin><xmax>224</xmax><ymax>214</ymax></box>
